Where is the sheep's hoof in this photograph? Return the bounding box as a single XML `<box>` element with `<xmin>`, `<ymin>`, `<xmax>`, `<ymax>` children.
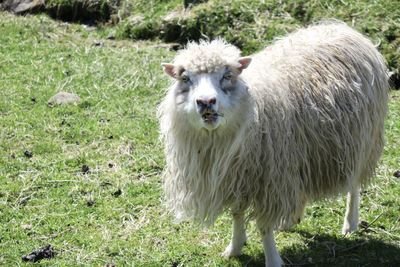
<box><xmin>341</xmin><ymin>223</ymin><xmax>357</xmax><ymax>235</ymax></box>
<box><xmin>221</xmin><ymin>243</ymin><xmax>243</xmax><ymax>258</ymax></box>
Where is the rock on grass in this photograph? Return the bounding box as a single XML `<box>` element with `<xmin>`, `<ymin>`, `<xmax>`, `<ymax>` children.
<box><xmin>48</xmin><ymin>92</ymin><xmax>80</xmax><ymax>106</ymax></box>
<box><xmin>1</xmin><ymin>0</ymin><xmax>45</xmax><ymax>14</ymax></box>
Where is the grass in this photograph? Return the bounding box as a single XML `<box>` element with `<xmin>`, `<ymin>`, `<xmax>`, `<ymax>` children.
<box><xmin>0</xmin><ymin>11</ymin><xmax>399</xmax><ymax>266</ymax></box>
<box><xmin>111</xmin><ymin>0</ymin><xmax>400</xmax><ymax>71</ymax></box>
<box><xmin>10</xmin><ymin>0</ymin><xmax>398</xmax><ymax>71</ymax></box>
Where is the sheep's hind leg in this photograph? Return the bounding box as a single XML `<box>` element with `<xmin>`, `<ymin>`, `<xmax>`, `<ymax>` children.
<box><xmin>222</xmin><ymin>212</ymin><xmax>247</xmax><ymax>258</ymax></box>
<box><xmin>258</xmin><ymin>226</ymin><xmax>283</xmax><ymax>267</ymax></box>
<box><xmin>342</xmin><ymin>186</ymin><xmax>360</xmax><ymax>234</ymax></box>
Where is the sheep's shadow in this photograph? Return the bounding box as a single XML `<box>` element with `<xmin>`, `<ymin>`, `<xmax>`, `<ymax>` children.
<box><xmin>235</xmin><ymin>230</ymin><xmax>400</xmax><ymax>267</ymax></box>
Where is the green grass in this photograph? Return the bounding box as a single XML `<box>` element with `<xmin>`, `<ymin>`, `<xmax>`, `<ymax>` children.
<box><xmin>23</xmin><ymin>0</ymin><xmax>399</xmax><ymax>71</ymax></box>
<box><xmin>0</xmin><ymin>11</ymin><xmax>399</xmax><ymax>266</ymax></box>
<box><xmin>112</xmin><ymin>0</ymin><xmax>400</xmax><ymax>71</ymax></box>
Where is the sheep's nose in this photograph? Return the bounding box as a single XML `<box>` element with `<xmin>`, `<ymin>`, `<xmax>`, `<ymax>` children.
<box><xmin>196</xmin><ymin>97</ymin><xmax>217</xmax><ymax>108</ymax></box>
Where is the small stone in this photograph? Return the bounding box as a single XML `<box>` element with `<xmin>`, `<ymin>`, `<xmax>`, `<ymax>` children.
<box><xmin>3</xmin><ymin>0</ymin><xmax>45</xmax><ymax>14</ymax></box>
<box><xmin>48</xmin><ymin>92</ymin><xmax>80</xmax><ymax>106</ymax></box>
<box><xmin>393</xmin><ymin>170</ymin><xmax>400</xmax><ymax>178</ymax></box>
<box><xmin>108</xmin><ymin>163</ymin><xmax>114</xmax><ymax>168</ymax></box>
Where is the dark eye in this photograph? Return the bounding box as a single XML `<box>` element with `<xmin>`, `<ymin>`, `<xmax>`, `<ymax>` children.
<box><xmin>181</xmin><ymin>75</ymin><xmax>190</xmax><ymax>83</ymax></box>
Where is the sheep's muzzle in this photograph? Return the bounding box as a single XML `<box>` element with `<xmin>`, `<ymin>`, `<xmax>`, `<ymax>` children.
<box><xmin>201</xmin><ymin>109</ymin><xmax>223</xmax><ymax>124</ymax></box>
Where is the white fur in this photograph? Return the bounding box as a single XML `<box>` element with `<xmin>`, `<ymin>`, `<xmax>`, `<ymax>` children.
<box><xmin>342</xmin><ymin>187</ymin><xmax>360</xmax><ymax>234</ymax></box>
<box><xmin>158</xmin><ymin>21</ymin><xmax>388</xmax><ymax>267</ymax></box>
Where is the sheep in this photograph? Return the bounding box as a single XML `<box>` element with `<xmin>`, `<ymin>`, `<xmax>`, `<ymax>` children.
<box><xmin>158</xmin><ymin>21</ymin><xmax>389</xmax><ymax>267</ymax></box>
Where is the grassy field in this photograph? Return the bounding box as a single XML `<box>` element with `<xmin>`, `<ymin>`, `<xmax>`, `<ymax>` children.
<box><xmin>5</xmin><ymin>0</ymin><xmax>398</xmax><ymax>71</ymax></box>
<box><xmin>0</xmin><ymin>11</ymin><xmax>399</xmax><ymax>266</ymax></box>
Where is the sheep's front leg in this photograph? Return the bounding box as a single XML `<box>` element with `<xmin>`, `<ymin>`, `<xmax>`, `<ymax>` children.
<box><xmin>222</xmin><ymin>212</ymin><xmax>247</xmax><ymax>258</ymax></box>
<box><xmin>258</xmin><ymin>224</ymin><xmax>283</xmax><ymax>267</ymax></box>
<box><xmin>342</xmin><ymin>186</ymin><xmax>360</xmax><ymax>234</ymax></box>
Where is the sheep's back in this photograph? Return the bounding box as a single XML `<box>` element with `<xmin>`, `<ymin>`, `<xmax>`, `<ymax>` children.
<box><xmin>243</xmin><ymin>21</ymin><xmax>388</xmax><ymax>200</ymax></box>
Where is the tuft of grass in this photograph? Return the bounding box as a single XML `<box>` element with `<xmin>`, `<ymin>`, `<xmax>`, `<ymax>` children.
<box><xmin>0</xmin><ymin>11</ymin><xmax>399</xmax><ymax>266</ymax></box>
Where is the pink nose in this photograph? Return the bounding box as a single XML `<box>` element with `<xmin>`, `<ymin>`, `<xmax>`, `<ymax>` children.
<box><xmin>196</xmin><ymin>97</ymin><xmax>216</xmax><ymax>107</ymax></box>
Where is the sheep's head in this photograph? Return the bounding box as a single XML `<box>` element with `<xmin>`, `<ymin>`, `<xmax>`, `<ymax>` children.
<box><xmin>162</xmin><ymin>39</ymin><xmax>252</xmax><ymax>131</ymax></box>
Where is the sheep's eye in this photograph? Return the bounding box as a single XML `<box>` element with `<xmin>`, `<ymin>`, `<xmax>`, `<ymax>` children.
<box><xmin>223</xmin><ymin>73</ymin><xmax>232</xmax><ymax>81</ymax></box>
<box><xmin>181</xmin><ymin>76</ymin><xmax>190</xmax><ymax>83</ymax></box>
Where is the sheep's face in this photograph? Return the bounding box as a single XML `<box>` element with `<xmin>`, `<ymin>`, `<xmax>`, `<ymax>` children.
<box><xmin>162</xmin><ymin>58</ymin><xmax>251</xmax><ymax>131</ymax></box>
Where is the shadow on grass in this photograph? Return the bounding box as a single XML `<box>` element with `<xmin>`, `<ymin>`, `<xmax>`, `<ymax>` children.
<box><xmin>236</xmin><ymin>230</ymin><xmax>400</xmax><ymax>267</ymax></box>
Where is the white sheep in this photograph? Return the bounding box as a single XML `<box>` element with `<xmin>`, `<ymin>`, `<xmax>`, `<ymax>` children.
<box><xmin>158</xmin><ymin>21</ymin><xmax>388</xmax><ymax>267</ymax></box>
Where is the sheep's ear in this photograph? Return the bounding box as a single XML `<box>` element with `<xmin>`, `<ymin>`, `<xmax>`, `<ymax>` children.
<box><xmin>238</xmin><ymin>57</ymin><xmax>252</xmax><ymax>73</ymax></box>
<box><xmin>161</xmin><ymin>63</ymin><xmax>177</xmax><ymax>78</ymax></box>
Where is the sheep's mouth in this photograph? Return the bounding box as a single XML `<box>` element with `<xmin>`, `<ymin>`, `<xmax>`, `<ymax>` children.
<box><xmin>201</xmin><ymin>111</ymin><xmax>223</xmax><ymax>124</ymax></box>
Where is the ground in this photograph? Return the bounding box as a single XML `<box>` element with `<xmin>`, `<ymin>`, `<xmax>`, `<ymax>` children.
<box><xmin>0</xmin><ymin>11</ymin><xmax>399</xmax><ymax>266</ymax></box>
